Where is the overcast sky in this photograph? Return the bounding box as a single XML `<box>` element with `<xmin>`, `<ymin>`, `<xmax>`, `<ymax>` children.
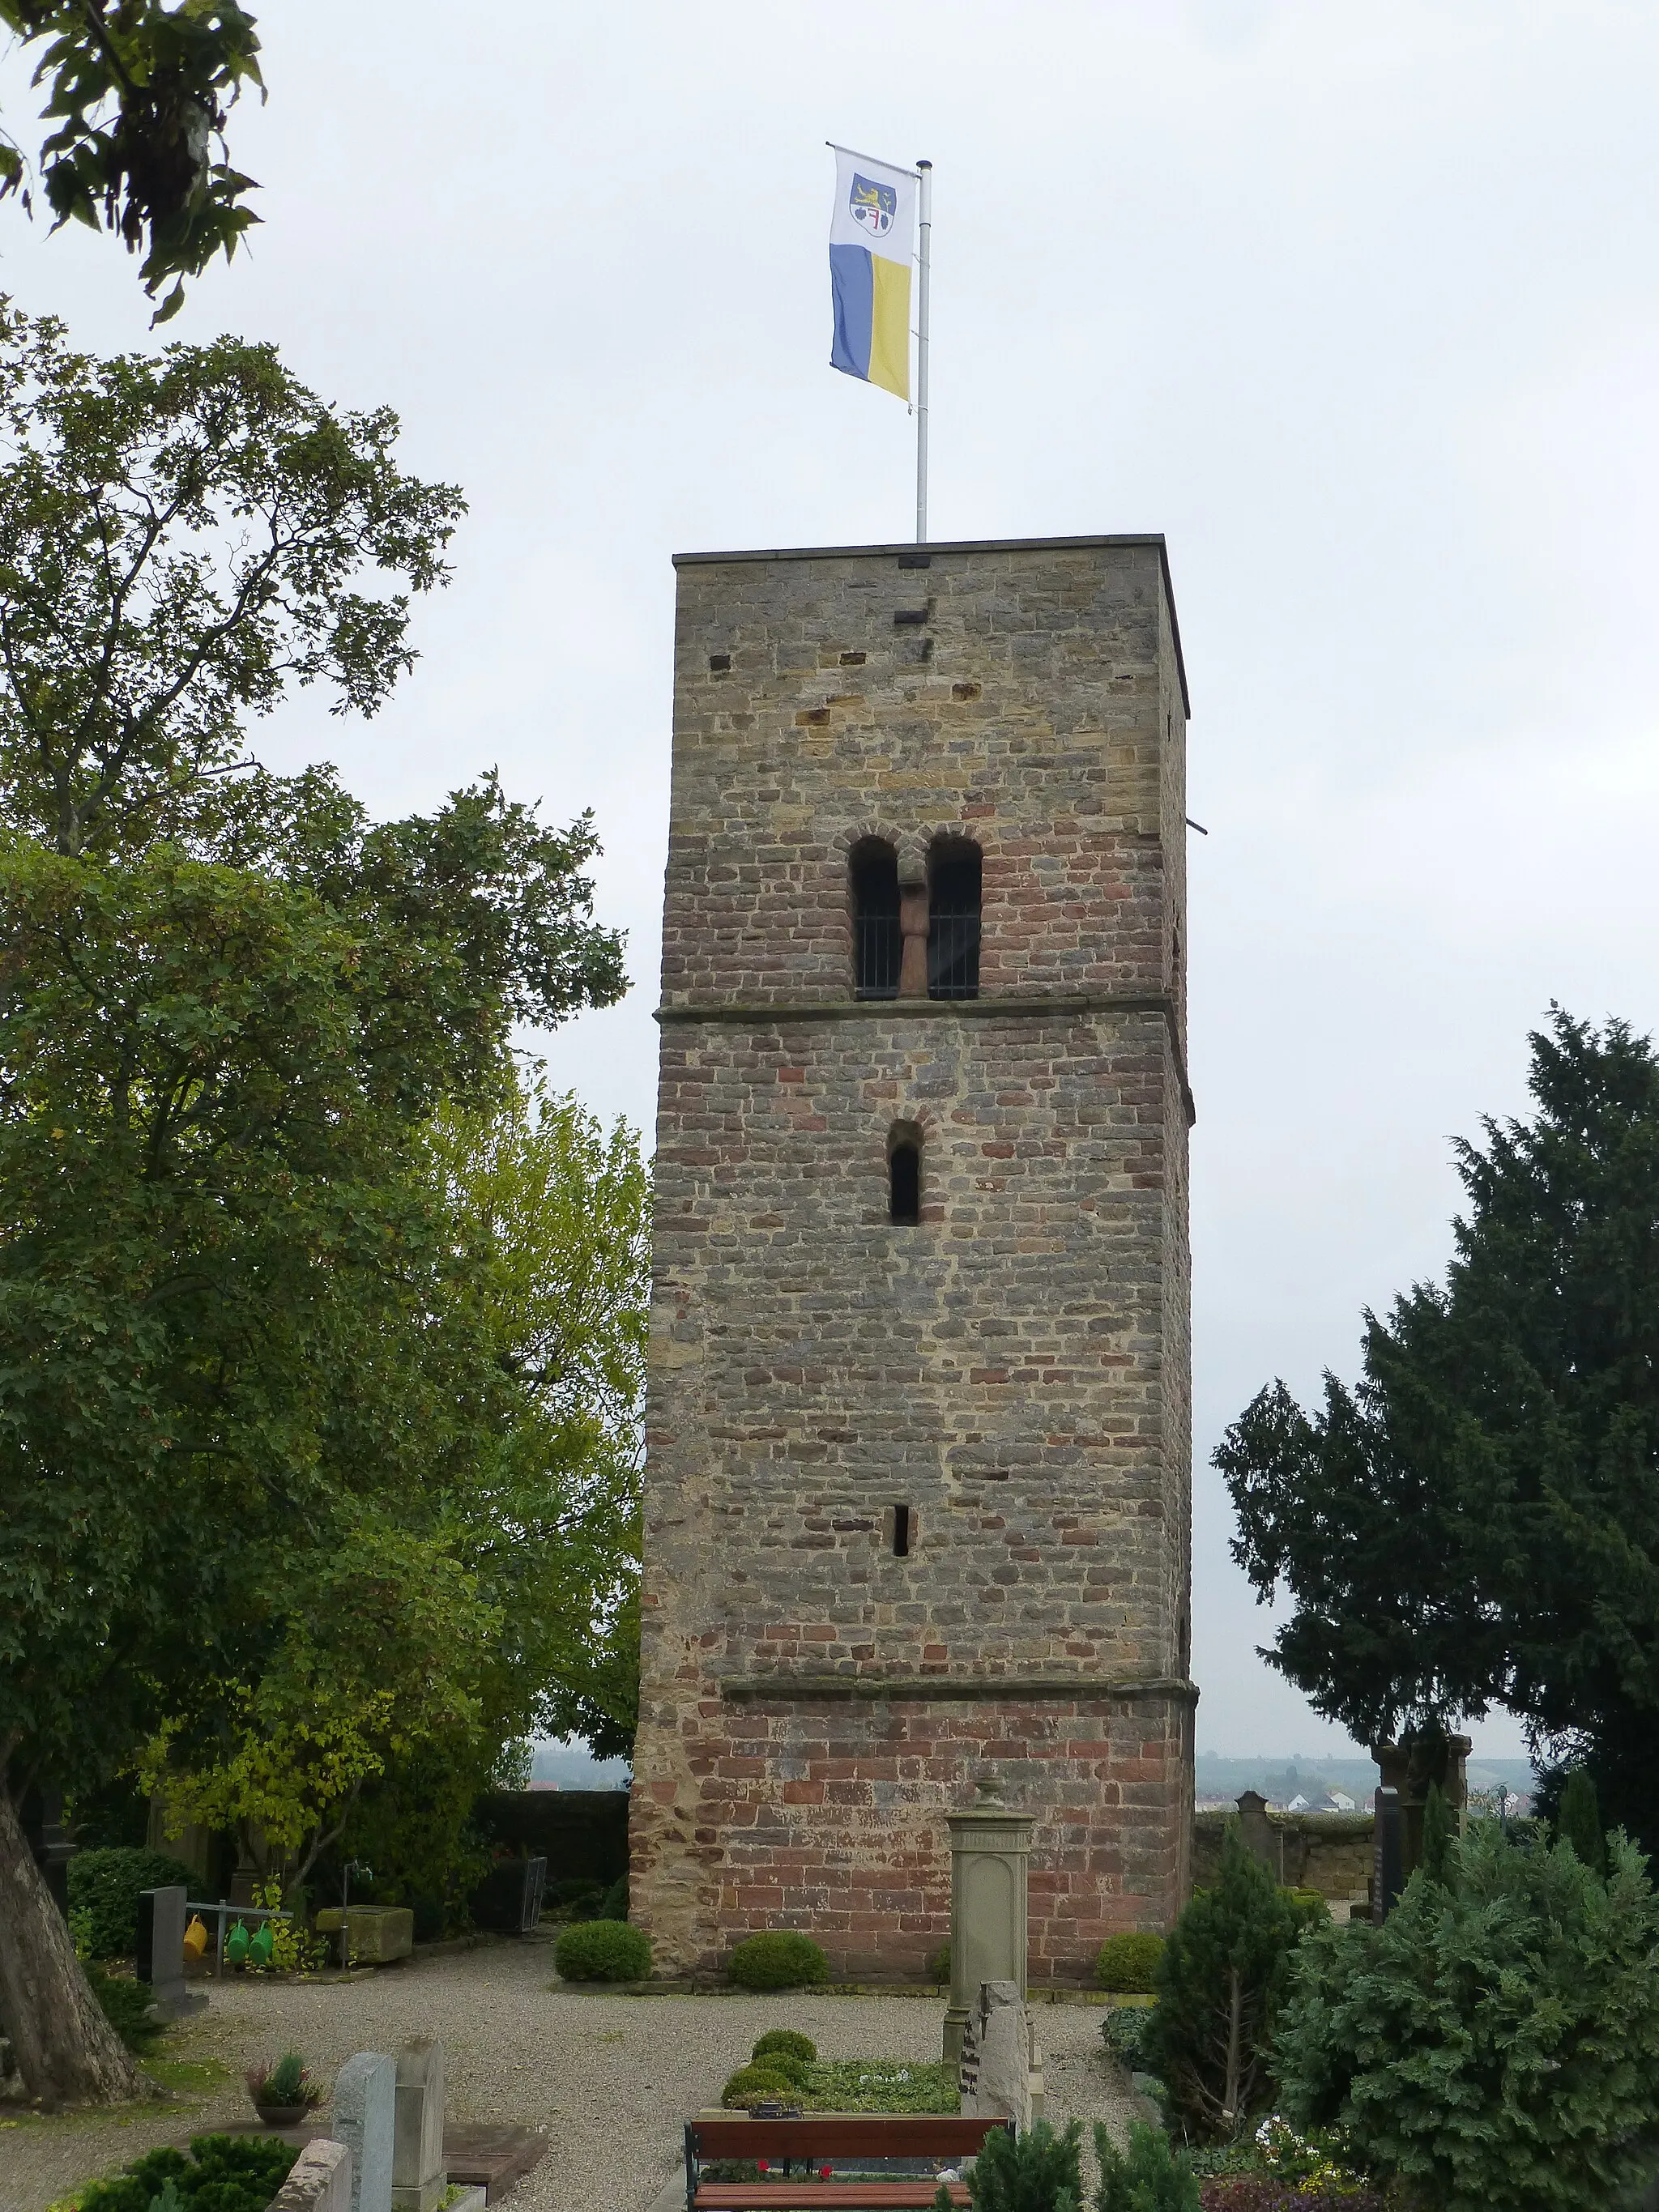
<box><xmin>11</xmin><ymin>2</ymin><xmax>1659</xmax><ymax>1762</ymax></box>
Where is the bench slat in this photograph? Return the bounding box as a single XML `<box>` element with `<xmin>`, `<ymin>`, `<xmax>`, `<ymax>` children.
<box><xmin>694</xmin><ymin>2189</ymin><xmax>969</xmax><ymax>2209</ymax></box>
<box><xmin>688</xmin><ymin>2117</ymin><xmax>998</xmax><ymax>2158</ymax></box>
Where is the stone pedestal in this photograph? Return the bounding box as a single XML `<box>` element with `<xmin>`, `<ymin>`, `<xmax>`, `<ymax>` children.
<box><xmin>944</xmin><ymin>1779</ymin><xmax>1031</xmax><ymax>2067</ymax></box>
<box><xmin>334</xmin><ymin>2052</ymin><xmax>396</xmax><ymax>2212</ymax></box>
<box><xmin>1371</xmin><ymin>1736</ymin><xmax>1471</xmax><ymax>1883</ymax></box>
<box><xmin>392</xmin><ymin>2039</ymin><xmax>447</xmax><ymax>2212</ymax></box>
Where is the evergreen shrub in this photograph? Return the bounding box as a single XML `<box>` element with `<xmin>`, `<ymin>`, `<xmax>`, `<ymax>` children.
<box><xmin>752</xmin><ymin>2029</ymin><xmax>817</xmax><ymax>2065</ymax></box>
<box><xmin>1275</xmin><ymin>1823</ymin><xmax>1659</xmax><ymax>2211</ymax></box>
<box><xmin>599</xmin><ymin>1873</ymin><xmax>629</xmax><ymax>1921</ymax></box>
<box><xmin>78</xmin><ymin>2137</ymin><xmax>296</xmax><ymax>2212</ymax></box>
<box><xmin>1146</xmin><ymin>1822</ymin><xmax>1321</xmax><ymax>2140</ymax></box>
<box><xmin>932</xmin><ymin>2116</ymin><xmax>1081</xmax><ymax>2210</ymax></box>
<box><xmin>1095</xmin><ymin>2120</ymin><xmax>1202</xmax><ymax>2212</ymax></box>
<box><xmin>927</xmin><ymin>1942</ymin><xmax>952</xmax><ymax>1984</ymax></box>
<box><xmin>727</xmin><ymin>1931</ymin><xmax>830</xmax><ymax>1989</ymax></box>
<box><xmin>553</xmin><ymin>1918</ymin><xmax>650</xmax><ymax>1981</ymax></box>
<box><xmin>67</xmin><ymin>1847</ymin><xmax>195</xmax><ymax>1958</ymax></box>
<box><xmin>1096</xmin><ymin>1931</ymin><xmax>1166</xmax><ymax>1993</ymax></box>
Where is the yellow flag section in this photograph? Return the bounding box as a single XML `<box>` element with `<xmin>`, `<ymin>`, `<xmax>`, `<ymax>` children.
<box><xmin>828</xmin><ymin>146</ymin><xmax>916</xmax><ymax>399</ymax></box>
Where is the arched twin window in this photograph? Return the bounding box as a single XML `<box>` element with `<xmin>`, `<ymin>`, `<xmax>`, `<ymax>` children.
<box><xmin>850</xmin><ymin>835</ymin><xmax>980</xmax><ymax>1001</ymax></box>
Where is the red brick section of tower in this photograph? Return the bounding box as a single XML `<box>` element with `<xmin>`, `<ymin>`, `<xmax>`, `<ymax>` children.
<box><xmin>630</xmin><ymin>535</ymin><xmax>1195</xmax><ymax>1982</ymax></box>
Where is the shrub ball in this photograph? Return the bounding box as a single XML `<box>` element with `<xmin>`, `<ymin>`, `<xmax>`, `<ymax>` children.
<box><xmin>554</xmin><ymin>1918</ymin><xmax>652</xmax><ymax>1983</ymax></box>
<box><xmin>752</xmin><ymin>2030</ymin><xmax>818</xmax><ymax>2065</ymax></box>
<box><xmin>727</xmin><ymin>1932</ymin><xmax>830</xmax><ymax>1990</ymax></box>
<box><xmin>721</xmin><ymin>2064</ymin><xmax>799</xmax><ymax>2109</ymax></box>
<box><xmin>1095</xmin><ymin>1929</ymin><xmax>1166</xmax><ymax>1993</ymax></box>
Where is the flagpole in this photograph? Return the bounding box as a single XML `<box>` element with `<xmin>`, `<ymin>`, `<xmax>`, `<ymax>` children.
<box><xmin>915</xmin><ymin>158</ymin><xmax>932</xmax><ymax>543</ymax></box>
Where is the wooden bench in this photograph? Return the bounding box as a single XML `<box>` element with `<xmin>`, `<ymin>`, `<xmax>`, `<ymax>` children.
<box><xmin>683</xmin><ymin>2114</ymin><xmax>1013</xmax><ymax>2210</ymax></box>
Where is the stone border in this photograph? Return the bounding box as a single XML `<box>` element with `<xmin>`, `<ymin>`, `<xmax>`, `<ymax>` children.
<box><xmin>654</xmin><ymin>993</ymin><xmax>1195</xmax><ymax>1124</ymax></box>
<box><xmin>718</xmin><ymin>1673</ymin><xmax>1200</xmax><ymax>1706</ymax></box>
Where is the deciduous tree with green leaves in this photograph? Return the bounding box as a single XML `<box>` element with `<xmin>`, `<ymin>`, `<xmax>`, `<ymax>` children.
<box><xmin>0</xmin><ymin>305</ymin><xmax>630</xmax><ymax>2103</ymax></box>
<box><xmin>0</xmin><ymin>2</ymin><xmax>263</xmax><ymax>320</ymax></box>
<box><xmin>1217</xmin><ymin>1010</ymin><xmax>1659</xmax><ymax>1857</ymax></box>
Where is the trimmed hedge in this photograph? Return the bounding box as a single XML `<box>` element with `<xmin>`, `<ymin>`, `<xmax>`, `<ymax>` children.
<box><xmin>79</xmin><ymin>2137</ymin><xmax>296</xmax><ymax>2212</ymax></box>
<box><xmin>727</xmin><ymin>1932</ymin><xmax>829</xmax><ymax>1990</ymax></box>
<box><xmin>67</xmin><ymin>1847</ymin><xmax>194</xmax><ymax>1960</ymax></box>
<box><xmin>1096</xmin><ymin>1929</ymin><xmax>1166</xmax><ymax>1993</ymax></box>
<box><xmin>554</xmin><ymin>1917</ymin><xmax>651</xmax><ymax>1982</ymax></box>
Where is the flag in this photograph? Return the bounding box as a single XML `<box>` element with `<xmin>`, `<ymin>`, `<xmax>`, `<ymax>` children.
<box><xmin>828</xmin><ymin>147</ymin><xmax>916</xmax><ymax>399</ymax></box>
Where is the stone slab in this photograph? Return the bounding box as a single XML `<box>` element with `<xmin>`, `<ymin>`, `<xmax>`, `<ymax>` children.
<box><xmin>441</xmin><ymin>2123</ymin><xmax>548</xmax><ymax>2202</ymax></box>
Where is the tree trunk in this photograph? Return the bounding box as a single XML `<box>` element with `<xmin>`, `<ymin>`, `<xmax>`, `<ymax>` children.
<box><xmin>1221</xmin><ymin>1966</ymin><xmax>1244</xmax><ymax>2128</ymax></box>
<box><xmin>0</xmin><ymin>1784</ymin><xmax>141</xmax><ymax>2105</ymax></box>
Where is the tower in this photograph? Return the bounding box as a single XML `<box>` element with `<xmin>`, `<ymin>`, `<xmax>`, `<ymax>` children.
<box><xmin>630</xmin><ymin>534</ymin><xmax>1195</xmax><ymax>1980</ymax></box>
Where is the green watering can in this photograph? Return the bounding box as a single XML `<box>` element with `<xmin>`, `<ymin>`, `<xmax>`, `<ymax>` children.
<box><xmin>224</xmin><ymin>1921</ymin><xmax>250</xmax><ymax>1968</ymax></box>
<box><xmin>248</xmin><ymin>1921</ymin><xmax>275</xmax><ymax>1968</ymax></box>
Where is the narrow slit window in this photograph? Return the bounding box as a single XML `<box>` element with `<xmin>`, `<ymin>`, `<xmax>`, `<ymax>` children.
<box><xmin>889</xmin><ymin>1137</ymin><xmax>920</xmax><ymax>1225</ymax></box>
<box><xmin>892</xmin><ymin>1504</ymin><xmax>912</xmax><ymax>1557</ymax></box>
<box><xmin>928</xmin><ymin>839</ymin><xmax>982</xmax><ymax>1000</ymax></box>
<box><xmin>851</xmin><ymin>839</ymin><xmax>901</xmax><ymax>999</ymax></box>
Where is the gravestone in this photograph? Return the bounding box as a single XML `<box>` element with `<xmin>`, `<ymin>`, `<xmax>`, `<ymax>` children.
<box><xmin>1235</xmin><ymin>1790</ymin><xmax>1282</xmax><ymax>1882</ymax></box>
<box><xmin>957</xmin><ymin>1980</ymin><xmax>1038</xmax><ymax>2130</ymax></box>
<box><xmin>271</xmin><ymin>2141</ymin><xmax>354</xmax><ymax>2212</ymax></box>
<box><xmin>1372</xmin><ymin>1788</ymin><xmax>1404</xmax><ymax>1923</ymax></box>
<box><xmin>392</xmin><ymin>2038</ymin><xmax>448</xmax><ymax>2212</ymax></box>
<box><xmin>334</xmin><ymin>2052</ymin><xmax>396</xmax><ymax>2212</ymax></box>
<box><xmin>135</xmin><ymin>1886</ymin><xmax>204</xmax><ymax>2020</ymax></box>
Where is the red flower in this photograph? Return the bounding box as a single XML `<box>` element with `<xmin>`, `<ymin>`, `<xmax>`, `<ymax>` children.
<box><xmin>757</xmin><ymin>2162</ymin><xmax>769</xmax><ymax>2175</ymax></box>
<box><xmin>820</xmin><ymin>2166</ymin><xmax>833</xmax><ymax>2180</ymax></box>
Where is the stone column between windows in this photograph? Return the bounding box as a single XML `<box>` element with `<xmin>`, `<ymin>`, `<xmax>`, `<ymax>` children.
<box><xmin>898</xmin><ymin>876</ymin><xmax>929</xmax><ymax>997</ymax></box>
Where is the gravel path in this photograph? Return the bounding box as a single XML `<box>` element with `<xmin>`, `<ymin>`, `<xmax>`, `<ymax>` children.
<box><xmin>1</xmin><ymin>1943</ymin><xmax>1141</xmax><ymax>2212</ymax></box>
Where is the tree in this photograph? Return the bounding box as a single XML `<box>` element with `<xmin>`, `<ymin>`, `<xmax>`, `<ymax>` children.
<box><xmin>1145</xmin><ymin>1821</ymin><xmax>1320</xmax><ymax>2140</ymax></box>
<box><xmin>0</xmin><ymin>3</ymin><xmax>263</xmax><ymax>321</ymax></box>
<box><xmin>1217</xmin><ymin>1012</ymin><xmax>1659</xmax><ymax>1853</ymax></box>
<box><xmin>146</xmin><ymin>1075</ymin><xmax>652</xmax><ymax>1911</ymax></box>
<box><xmin>0</xmin><ymin>308</ymin><xmax>629</xmax><ymax>2103</ymax></box>
<box><xmin>1556</xmin><ymin>1768</ymin><xmax>1606</xmax><ymax>1877</ymax></box>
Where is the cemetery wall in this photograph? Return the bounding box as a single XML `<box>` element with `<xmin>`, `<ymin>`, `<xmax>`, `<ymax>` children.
<box><xmin>472</xmin><ymin>1792</ymin><xmax>629</xmax><ymax>1885</ymax></box>
<box><xmin>1191</xmin><ymin>1806</ymin><xmax>1375</xmax><ymax>1901</ymax></box>
<box><xmin>633</xmin><ymin>536</ymin><xmax>1195</xmax><ymax>1977</ymax></box>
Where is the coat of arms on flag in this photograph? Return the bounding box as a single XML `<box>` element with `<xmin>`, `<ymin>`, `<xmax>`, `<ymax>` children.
<box><xmin>849</xmin><ymin>174</ymin><xmax>897</xmax><ymax>237</ymax></box>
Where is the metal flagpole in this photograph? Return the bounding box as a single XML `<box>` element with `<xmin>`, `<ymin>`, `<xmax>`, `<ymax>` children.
<box><xmin>915</xmin><ymin>158</ymin><xmax>932</xmax><ymax>542</ymax></box>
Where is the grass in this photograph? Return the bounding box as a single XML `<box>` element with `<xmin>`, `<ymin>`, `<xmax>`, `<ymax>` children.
<box><xmin>142</xmin><ymin>2056</ymin><xmax>233</xmax><ymax>2096</ymax></box>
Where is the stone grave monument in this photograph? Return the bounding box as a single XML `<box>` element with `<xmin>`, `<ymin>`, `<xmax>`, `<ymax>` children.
<box><xmin>135</xmin><ymin>1885</ymin><xmax>205</xmax><ymax>2020</ymax></box>
<box><xmin>392</xmin><ymin>2038</ymin><xmax>448</xmax><ymax>2212</ymax></box>
<box><xmin>334</xmin><ymin>2052</ymin><xmax>396</xmax><ymax>2212</ymax></box>
<box><xmin>957</xmin><ymin>1980</ymin><xmax>1039</xmax><ymax>2132</ymax></box>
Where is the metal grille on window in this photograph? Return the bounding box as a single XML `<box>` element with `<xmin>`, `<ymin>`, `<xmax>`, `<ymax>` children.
<box><xmin>851</xmin><ymin>842</ymin><xmax>901</xmax><ymax>999</ymax></box>
<box><xmin>928</xmin><ymin>843</ymin><xmax>981</xmax><ymax>1000</ymax></box>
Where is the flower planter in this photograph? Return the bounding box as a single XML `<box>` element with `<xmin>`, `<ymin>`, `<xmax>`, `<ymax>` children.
<box><xmin>254</xmin><ymin>2103</ymin><xmax>310</xmax><ymax>2128</ymax></box>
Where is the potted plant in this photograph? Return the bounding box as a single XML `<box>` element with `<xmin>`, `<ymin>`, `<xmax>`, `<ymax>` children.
<box><xmin>245</xmin><ymin>2050</ymin><xmax>326</xmax><ymax>2128</ymax></box>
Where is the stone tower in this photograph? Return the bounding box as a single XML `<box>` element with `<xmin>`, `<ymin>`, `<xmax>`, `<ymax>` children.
<box><xmin>630</xmin><ymin>533</ymin><xmax>1195</xmax><ymax>1981</ymax></box>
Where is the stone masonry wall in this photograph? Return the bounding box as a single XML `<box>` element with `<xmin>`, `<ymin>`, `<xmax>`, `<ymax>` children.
<box><xmin>632</xmin><ymin>536</ymin><xmax>1195</xmax><ymax>1980</ymax></box>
